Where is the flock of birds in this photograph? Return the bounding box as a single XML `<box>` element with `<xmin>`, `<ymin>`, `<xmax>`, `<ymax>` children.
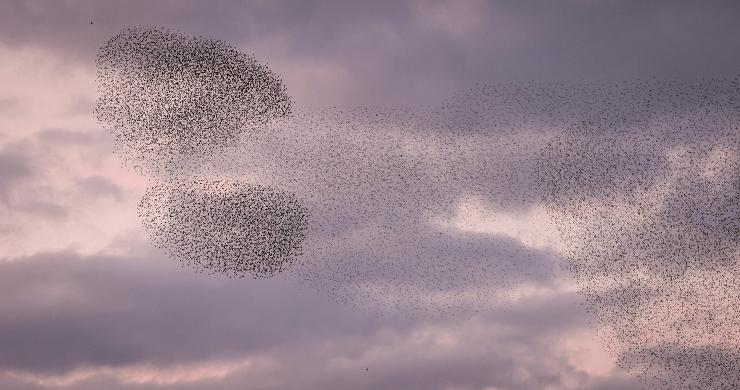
<box><xmin>96</xmin><ymin>27</ymin><xmax>739</xmax><ymax>389</ymax></box>
<box><xmin>96</xmin><ymin>26</ymin><xmax>304</xmax><ymax>279</ymax></box>
<box><xmin>138</xmin><ymin>178</ymin><xmax>309</xmax><ymax>278</ymax></box>
<box><xmin>95</xmin><ymin>26</ymin><xmax>292</xmax><ymax>177</ymax></box>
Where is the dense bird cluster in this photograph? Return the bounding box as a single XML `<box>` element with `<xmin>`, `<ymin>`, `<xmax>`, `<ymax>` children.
<box><xmin>138</xmin><ymin>179</ymin><xmax>309</xmax><ymax>278</ymax></box>
<box><xmin>95</xmin><ymin>26</ymin><xmax>291</xmax><ymax>176</ymax></box>
<box><xmin>96</xmin><ymin>26</ymin><xmax>305</xmax><ymax>278</ymax></box>
<box><xmin>96</xmin><ymin>26</ymin><xmax>740</xmax><ymax>389</ymax></box>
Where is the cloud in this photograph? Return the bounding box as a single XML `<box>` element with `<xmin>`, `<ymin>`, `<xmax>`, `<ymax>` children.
<box><xmin>3</xmin><ymin>1</ymin><xmax>740</xmax><ymax>106</ymax></box>
<box><xmin>0</xmin><ymin>129</ymin><xmax>141</xmax><ymax>258</ymax></box>
<box><xmin>0</xmin><ymin>249</ymin><xmax>640</xmax><ymax>390</ymax></box>
<box><xmin>0</xmin><ymin>250</ymin><xmax>386</xmax><ymax>374</ymax></box>
<box><xmin>0</xmin><ymin>144</ymin><xmax>34</xmax><ymax>201</ymax></box>
<box><xmin>75</xmin><ymin>176</ymin><xmax>124</xmax><ymax>201</ymax></box>
<box><xmin>0</xmin><ymin>96</ymin><xmax>21</xmax><ymax>113</ymax></box>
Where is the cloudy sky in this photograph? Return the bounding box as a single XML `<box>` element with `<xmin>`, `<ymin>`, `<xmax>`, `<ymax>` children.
<box><xmin>1</xmin><ymin>1</ymin><xmax>739</xmax><ymax>389</ymax></box>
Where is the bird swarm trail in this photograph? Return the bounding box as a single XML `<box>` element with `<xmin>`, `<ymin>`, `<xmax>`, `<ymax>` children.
<box><xmin>96</xmin><ymin>26</ymin><xmax>740</xmax><ymax>389</ymax></box>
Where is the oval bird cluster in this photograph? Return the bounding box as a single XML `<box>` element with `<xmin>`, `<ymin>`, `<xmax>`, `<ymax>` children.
<box><xmin>139</xmin><ymin>179</ymin><xmax>309</xmax><ymax>278</ymax></box>
<box><xmin>95</xmin><ymin>26</ymin><xmax>291</xmax><ymax>176</ymax></box>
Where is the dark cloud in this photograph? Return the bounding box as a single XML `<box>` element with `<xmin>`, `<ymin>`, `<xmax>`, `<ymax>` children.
<box><xmin>0</xmin><ymin>250</ymin><xmax>387</xmax><ymax>374</ymax></box>
<box><xmin>3</xmin><ymin>1</ymin><xmax>740</xmax><ymax>105</ymax></box>
<box><xmin>0</xmin><ymin>249</ymin><xmax>639</xmax><ymax>390</ymax></box>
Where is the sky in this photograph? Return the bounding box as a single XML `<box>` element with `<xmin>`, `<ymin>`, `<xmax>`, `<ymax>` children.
<box><xmin>1</xmin><ymin>1</ymin><xmax>739</xmax><ymax>389</ymax></box>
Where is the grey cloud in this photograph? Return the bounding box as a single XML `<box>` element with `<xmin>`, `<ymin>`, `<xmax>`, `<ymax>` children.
<box><xmin>75</xmin><ymin>176</ymin><xmax>123</xmax><ymax>200</ymax></box>
<box><xmin>3</xmin><ymin>1</ymin><xmax>740</xmax><ymax>106</ymax></box>
<box><xmin>0</xmin><ymin>250</ymin><xmax>388</xmax><ymax>374</ymax></box>
<box><xmin>0</xmin><ymin>143</ymin><xmax>38</xmax><ymax>235</ymax></box>
<box><xmin>0</xmin><ymin>131</ymin><xmax>119</xmax><ymax>234</ymax></box>
<box><xmin>0</xmin><ymin>249</ymin><xmax>640</xmax><ymax>390</ymax></box>
<box><xmin>0</xmin><ymin>145</ymin><xmax>34</xmax><ymax>201</ymax></box>
<box><xmin>490</xmin><ymin>289</ymin><xmax>589</xmax><ymax>335</ymax></box>
<box><xmin>66</xmin><ymin>96</ymin><xmax>96</xmax><ymax>116</ymax></box>
<box><xmin>14</xmin><ymin>200</ymin><xmax>67</xmax><ymax>219</ymax></box>
<box><xmin>35</xmin><ymin>128</ymin><xmax>109</xmax><ymax>147</ymax></box>
<box><xmin>0</xmin><ymin>244</ymin><xmax>562</xmax><ymax>373</ymax></box>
